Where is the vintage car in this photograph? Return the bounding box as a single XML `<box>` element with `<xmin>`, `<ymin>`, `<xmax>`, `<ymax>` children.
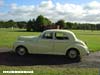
<box><xmin>13</xmin><ymin>29</ymin><xmax>89</xmax><ymax>60</ymax></box>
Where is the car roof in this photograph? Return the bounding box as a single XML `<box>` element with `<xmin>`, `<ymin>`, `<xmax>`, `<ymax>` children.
<box><xmin>44</xmin><ymin>29</ymin><xmax>74</xmax><ymax>34</ymax></box>
<box><xmin>41</xmin><ymin>29</ymin><xmax>77</xmax><ymax>40</ymax></box>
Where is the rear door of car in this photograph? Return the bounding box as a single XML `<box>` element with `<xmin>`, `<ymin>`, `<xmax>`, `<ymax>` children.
<box><xmin>54</xmin><ymin>32</ymin><xmax>70</xmax><ymax>54</ymax></box>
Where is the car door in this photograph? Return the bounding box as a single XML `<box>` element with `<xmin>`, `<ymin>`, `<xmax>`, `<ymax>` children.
<box><xmin>37</xmin><ymin>32</ymin><xmax>54</xmax><ymax>54</ymax></box>
<box><xmin>54</xmin><ymin>32</ymin><xmax>70</xmax><ymax>54</ymax></box>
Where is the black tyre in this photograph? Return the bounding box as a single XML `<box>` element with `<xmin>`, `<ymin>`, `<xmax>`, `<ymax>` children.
<box><xmin>66</xmin><ymin>48</ymin><xmax>80</xmax><ymax>60</ymax></box>
<box><xmin>16</xmin><ymin>46</ymin><xmax>28</xmax><ymax>56</ymax></box>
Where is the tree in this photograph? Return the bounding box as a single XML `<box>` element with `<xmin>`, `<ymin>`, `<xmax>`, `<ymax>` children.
<box><xmin>31</xmin><ymin>19</ymin><xmax>35</xmax><ymax>31</ymax></box>
<box><xmin>26</xmin><ymin>20</ymin><xmax>33</xmax><ymax>31</ymax></box>
<box><xmin>90</xmin><ymin>24</ymin><xmax>96</xmax><ymax>31</ymax></box>
<box><xmin>66</xmin><ymin>22</ymin><xmax>73</xmax><ymax>29</ymax></box>
<box><xmin>35</xmin><ymin>15</ymin><xmax>44</xmax><ymax>31</ymax></box>
<box><xmin>17</xmin><ymin>21</ymin><xmax>27</xmax><ymax>29</ymax></box>
<box><xmin>96</xmin><ymin>24</ymin><xmax>100</xmax><ymax>30</ymax></box>
<box><xmin>35</xmin><ymin>15</ymin><xmax>52</xmax><ymax>31</ymax></box>
<box><xmin>5</xmin><ymin>20</ymin><xmax>16</xmax><ymax>28</ymax></box>
<box><xmin>0</xmin><ymin>21</ymin><xmax>4</xmax><ymax>28</ymax></box>
<box><xmin>44</xmin><ymin>18</ymin><xmax>52</xmax><ymax>25</ymax></box>
<box><xmin>55</xmin><ymin>19</ymin><xmax>65</xmax><ymax>29</ymax></box>
<box><xmin>72</xmin><ymin>22</ymin><xmax>78</xmax><ymax>29</ymax></box>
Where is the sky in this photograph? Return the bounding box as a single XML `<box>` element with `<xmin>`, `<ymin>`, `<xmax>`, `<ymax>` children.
<box><xmin>0</xmin><ymin>0</ymin><xmax>100</xmax><ymax>23</ymax></box>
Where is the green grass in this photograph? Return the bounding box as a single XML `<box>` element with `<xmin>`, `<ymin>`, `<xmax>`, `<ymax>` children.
<box><xmin>0</xmin><ymin>28</ymin><xmax>40</xmax><ymax>48</ymax></box>
<box><xmin>0</xmin><ymin>66</ymin><xmax>99</xmax><ymax>75</ymax></box>
<box><xmin>72</xmin><ymin>30</ymin><xmax>100</xmax><ymax>52</ymax></box>
<box><xmin>0</xmin><ymin>28</ymin><xmax>100</xmax><ymax>52</ymax></box>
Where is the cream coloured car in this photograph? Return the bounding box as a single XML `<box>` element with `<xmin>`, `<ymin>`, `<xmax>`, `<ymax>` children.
<box><xmin>13</xmin><ymin>29</ymin><xmax>89</xmax><ymax>60</ymax></box>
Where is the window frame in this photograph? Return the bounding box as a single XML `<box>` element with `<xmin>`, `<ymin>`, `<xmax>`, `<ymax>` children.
<box><xmin>41</xmin><ymin>32</ymin><xmax>53</xmax><ymax>40</ymax></box>
<box><xmin>54</xmin><ymin>32</ymin><xmax>69</xmax><ymax>40</ymax></box>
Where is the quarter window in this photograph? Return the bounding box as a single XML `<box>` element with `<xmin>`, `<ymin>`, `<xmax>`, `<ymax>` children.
<box><xmin>55</xmin><ymin>32</ymin><xmax>69</xmax><ymax>40</ymax></box>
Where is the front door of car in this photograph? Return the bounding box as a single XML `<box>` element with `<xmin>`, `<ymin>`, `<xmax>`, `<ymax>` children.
<box><xmin>37</xmin><ymin>32</ymin><xmax>54</xmax><ymax>54</ymax></box>
<box><xmin>54</xmin><ymin>32</ymin><xmax>70</xmax><ymax>54</ymax></box>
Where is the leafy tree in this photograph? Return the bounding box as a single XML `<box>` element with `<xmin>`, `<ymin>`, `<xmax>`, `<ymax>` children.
<box><xmin>72</xmin><ymin>22</ymin><xmax>78</xmax><ymax>29</ymax></box>
<box><xmin>96</xmin><ymin>24</ymin><xmax>100</xmax><ymax>30</ymax></box>
<box><xmin>55</xmin><ymin>19</ymin><xmax>65</xmax><ymax>29</ymax></box>
<box><xmin>66</xmin><ymin>22</ymin><xmax>73</xmax><ymax>29</ymax></box>
<box><xmin>35</xmin><ymin>15</ymin><xmax>52</xmax><ymax>31</ymax></box>
<box><xmin>35</xmin><ymin>15</ymin><xmax>45</xmax><ymax>31</ymax></box>
<box><xmin>44</xmin><ymin>18</ymin><xmax>52</xmax><ymax>25</ymax></box>
<box><xmin>31</xmin><ymin>19</ymin><xmax>35</xmax><ymax>31</ymax></box>
<box><xmin>0</xmin><ymin>21</ymin><xmax>4</xmax><ymax>28</ymax></box>
<box><xmin>90</xmin><ymin>24</ymin><xmax>96</xmax><ymax>31</ymax></box>
<box><xmin>0</xmin><ymin>15</ymin><xmax>100</xmax><ymax>31</ymax></box>
<box><xmin>17</xmin><ymin>21</ymin><xmax>27</xmax><ymax>29</ymax></box>
<box><xmin>26</xmin><ymin>20</ymin><xmax>33</xmax><ymax>31</ymax></box>
<box><xmin>6</xmin><ymin>20</ymin><xmax>16</xmax><ymax>28</ymax></box>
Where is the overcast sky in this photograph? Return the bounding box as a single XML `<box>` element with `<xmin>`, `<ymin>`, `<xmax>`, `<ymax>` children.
<box><xmin>0</xmin><ymin>0</ymin><xmax>100</xmax><ymax>23</ymax></box>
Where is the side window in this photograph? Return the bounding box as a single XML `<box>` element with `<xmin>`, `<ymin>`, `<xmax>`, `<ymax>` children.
<box><xmin>42</xmin><ymin>32</ymin><xmax>53</xmax><ymax>39</ymax></box>
<box><xmin>55</xmin><ymin>32</ymin><xmax>69</xmax><ymax>40</ymax></box>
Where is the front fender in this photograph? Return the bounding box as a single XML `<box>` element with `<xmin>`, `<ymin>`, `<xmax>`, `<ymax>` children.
<box><xmin>13</xmin><ymin>41</ymin><xmax>27</xmax><ymax>51</ymax></box>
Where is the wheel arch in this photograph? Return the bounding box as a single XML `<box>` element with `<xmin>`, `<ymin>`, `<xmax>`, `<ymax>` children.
<box><xmin>65</xmin><ymin>44</ymin><xmax>80</xmax><ymax>55</ymax></box>
<box><xmin>15</xmin><ymin>45</ymin><xmax>28</xmax><ymax>52</ymax></box>
<box><xmin>66</xmin><ymin>48</ymin><xmax>80</xmax><ymax>55</ymax></box>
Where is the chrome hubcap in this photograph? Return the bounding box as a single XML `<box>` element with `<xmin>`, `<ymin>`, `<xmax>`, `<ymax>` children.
<box><xmin>69</xmin><ymin>50</ymin><xmax>77</xmax><ymax>58</ymax></box>
<box><xmin>18</xmin><ymin>48</ymin><xmax>25</xmax><ymax>55</ymax></box>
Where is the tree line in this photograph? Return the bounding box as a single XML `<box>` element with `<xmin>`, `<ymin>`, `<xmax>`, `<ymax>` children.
<box><xmin>0</xmin><ymin>15</ymin><xmax>100</xmax><ymax>31</ymax></box>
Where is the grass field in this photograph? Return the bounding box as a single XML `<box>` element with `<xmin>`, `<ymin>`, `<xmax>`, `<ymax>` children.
<box><xmin>0</xmin><ymin>28</ymin><xmax>40</xmax><ymax>48</ymax></box>
<box><xmin>72</xmin><ymin>30</ymin><xmax>100</xmax><ymax>52</ymax></box>
<box><xmin>0</xmin><ymin>66</ymin><xmax>99</xmax><ymax>75</ymax></box>
<box><xmin>0</xmin><ymin>28</ymin><xmax>100</xmax><ymax>75</ymax></box>
<box><xmin>0</xmin><ymin>28</ymin><xmax>100</xmax><ymax>52</ymax></box>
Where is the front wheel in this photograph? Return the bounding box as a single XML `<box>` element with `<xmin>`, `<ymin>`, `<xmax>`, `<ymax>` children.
<box><xmin>66</xmin><ymin>48</ymin><xmax>80</xmax><ymax>60</ymax></box>
<box><xmin>15</xmin><ymin>46</ymin><xmax>28</xmax><ymax>56</ymax></box>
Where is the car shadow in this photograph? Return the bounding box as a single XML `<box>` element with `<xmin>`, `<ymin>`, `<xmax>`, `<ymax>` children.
<box><xmin>0</xmin><ymin>51</ymin><xmax>80</xmax><ymax>66</ymax></box>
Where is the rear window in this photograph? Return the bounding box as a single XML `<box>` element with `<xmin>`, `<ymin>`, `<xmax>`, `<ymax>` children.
<box><xmin>55</xmin><ymin>32</ymin><xmax>69</xmax><ymax>40</ymax></box>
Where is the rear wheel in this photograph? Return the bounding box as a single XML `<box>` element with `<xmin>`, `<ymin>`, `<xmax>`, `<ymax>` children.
<box><xmin>16</xmin><ymin>46</ymin><xmax>28</xmax><ymax>56</ymax></box>
<box><xmin>66</xmin><ymin>48</ymin><xmax>80</xmax><ymax>60</ymax></box>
